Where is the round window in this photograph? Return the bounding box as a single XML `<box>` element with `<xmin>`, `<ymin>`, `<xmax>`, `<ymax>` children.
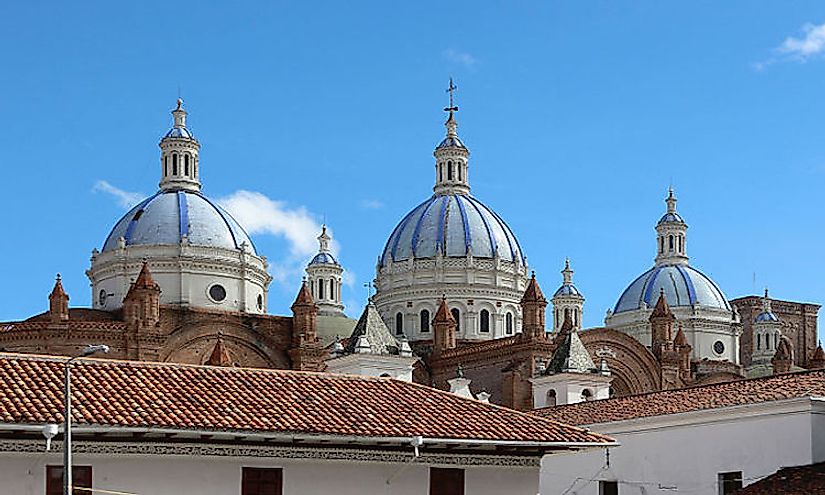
<box><xmin>209</xmin><ymin>284</ymin><xmax>227</xmax><ymax>302</ymax></box>
<box><xmin>98</xmin><ymin>289</ymin><xmax>107</xmax><ymax>306</ymax></box>
<box><xmin>713</xmin><ymin>340</ymin><xmax>725</xmax><ymax>355</ymax></box>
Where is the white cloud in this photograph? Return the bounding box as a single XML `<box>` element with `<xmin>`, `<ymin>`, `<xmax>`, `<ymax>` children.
<box><xmin>444</xmin><ymin>48</ymin><xmax>478</xmax><ymax>68</ymax></box>
<box><xmin>360</xmin><ymin>199</ymin><xmax>384</xmax><ymax>210</ymax></box>
<box><xmin>778</xmin><ymin>22</ymin><xmax>825</xmax><ymax>61</ymax></box>
<box><xmin>93</xmin><ymin>180</ymin><xmax>144</xmax><ymax>209</ymax></box>
<box><xmin>756</xmin><ymin>22</ymin><xmax>825</xmax><ymax>69</ymax></box>
<box><xmin>217</xmin><ymin>190</ymin><xmax>335</xmax><ymax>259</ymax></box>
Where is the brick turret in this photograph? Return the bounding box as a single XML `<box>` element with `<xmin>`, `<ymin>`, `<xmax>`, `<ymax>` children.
<box><xmin>205</xmin><ymin>332</ymin><xmax>233</xmax><ymax>367</ymax></box>
<box><xmin>520</xmin><ymin>272</ymin><xmax>548</xmax><ymax>341</ymax></box>
<box><xmin>48</xmin><ymin>274</ymin><xmax>69</xmax><ymax>324</ymax></box>
<box><xmin>123</xmin><ymin>262</ymin><xmax>161</xmax><ymax>329</ymax></box>
<box><xmin>772</xmin><ymin>337</ymin><xmax>794</xmax><ymax>374</ymax></box>
<box><xmin>289</xmin><ymin>280</ymin><xmax>324</xmax><ymax>371</ymax></box>
<box><xmin>810</xmin><ymin>343</ymin><xmax>825</xmax><ymax>370</ymax></box>
<box><xmin>650</xmin><ymin>289</ymin><xmax>676</xmax><ymax>359</ymax></box>
<box><xmin>432</xmin><ymin>296</ymin><xmax>457</xmax><ymax>358</ymax></box>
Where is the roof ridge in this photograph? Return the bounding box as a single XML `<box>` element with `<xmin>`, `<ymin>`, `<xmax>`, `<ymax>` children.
<box><xmin>533</xmin><ymin>367</ymin><xmax>825</xmax><ymax>414</ymax></box>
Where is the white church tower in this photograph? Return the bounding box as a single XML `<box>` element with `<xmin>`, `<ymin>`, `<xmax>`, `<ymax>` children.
<box><xmin>752</xmin><ymin>289</ymin><xmax>782</xmax><ymax>365</ymax></box>
<box><xmin>159</xmin><ymin>99</ymin><xmax>201</xmax><ymax>192</ymax></box>
<box><xmin>305</xmin><ymin>225</ymin><xmax>345</xmax><ymax>317</ymax></box>
<box><xmin>551</xmin><ymin>259</ymin><xmax>585</xmax><ymax>332</ymax></box>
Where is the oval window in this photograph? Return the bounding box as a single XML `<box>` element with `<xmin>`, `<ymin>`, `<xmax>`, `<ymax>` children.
<box><xmin>98</xmin><ymin>289</ymin><xmax>107</xmax><ymax>306</ymax></box>
<box><xmin>209</xmin><ymin>284</ymin><xmax>227</xmax><ymax>302</ymax></box>
<box><xmin>713</xmin><ymin>340</ymin><xmax>725</xmax><ymax>355</ymax></box>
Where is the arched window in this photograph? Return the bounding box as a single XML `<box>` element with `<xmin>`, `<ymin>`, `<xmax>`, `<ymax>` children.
<box><xmin>395</xmin><ymin>312</ymin><xmax>404</xmax><ymax>335</ymax></box>
<box><xmin>574</xmin><ymin>309</ymin><xmax>579</xmax><ymax>327</ymax></box>
<box><xmin>451</xmin><ymin>308</ymin><xmax>460</xmax><ymax>332</ymax></box>
<box><xmin>172</xmin><ymin>153</ymin><xmax>178</xmax><ymax>175</ymax></box>
<box><xmin>669</xmin><ymin>235</ymin><xmax>674</xmax><ymax>251</ymax></box>
<box><xmin>164</xmin><ymin>156</ymin><xmax>168</xmax><ymax>177</ymax></box>
<box><xmin>581</xmin><ymin>389</ymin><xmax>593</xmax><ymax>402</ymax></box>
<box><xmin>678</xmin><ymin>235</ymin><xmax>683</xmax><ymax>253</ymax></box>
<box><xmin>184</xmin><ymin>154</ymin><xmax>190</xmax><ymax>176</ymax></box>
<box><xmin>329</xmin><ymin>279</ymin><xmax>335</xmax><ymax>301</ymax></box>
<box><xmin>318</xmin><ymin>279</ymin><xmax>325</xmax><ymax>300</ymax></box>
<box><xmin>458</xmin><ymin>163</ymin><xmax>462</xmax><ymax>181</ymax></box>
<box><xmin>480</xmin><ymin>309</ymin><xmax>490</xmax><ymax>333</ymax></box>
<box><xmin>420</xmin><ymin>309</ymin><xmax>430</xmax><ymax>333</ymax></box>
<box><xmin>447</xmin><ymin>161</ymin><xmax>454</xmax><ymax>180</ymax></box>
<box><xmin>506</xmin><ymin>312</ymin><xmax>514</xmax><ymax>334</ymax></box>
<box><xmin>659</xmin><ymin>236</ymin><xmax>664</xmax><ymax>254</ymax></box>
<box><xmin>439</xmin><ymin>163</ymin><xmax>443</xmax><ymax>182</ymax></box>
<box><xmin>546</xmin><ymin>389</ymin><xmax>557</xmax><ymax>407</ymax></box>
<box><xmin>757</xmin><ymin>334</ymin><xmax>761</xmax><ymax>350</ymax></box>
<box><xmin>564</xmin><ymin>308</ymin><xmax>570</xmax><ymax>321</ymax></box>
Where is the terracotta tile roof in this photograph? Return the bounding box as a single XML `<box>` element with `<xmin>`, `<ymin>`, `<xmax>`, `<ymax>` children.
<box><xmin>534</xmin><ymin>369</ymin><xmax>825</xmax><ymax>426</ymax></box>
<box><xmin>0</xmin><ymin>353</ymin><xmax>613</xmax><ymax>445</ymax></box>
<box><xmin>736</xmin><ymin>461</ymin><xmax>825</xmax><ymax>494</ymax></box>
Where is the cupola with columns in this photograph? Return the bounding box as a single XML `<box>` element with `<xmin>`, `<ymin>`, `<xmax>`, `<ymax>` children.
<box><xmin>752</xmin><ymin>288</ymin><xmax>782</xmax><ymax>365</ymax></box>
<box><xmin>305</xmin><ymin>225</ymin><xmax>345</xmax><ymax>317</ymax></box>
<box><xmin>552</xmin><ymin>259</ymin><xmax>585</xmax><ymax>332</ymax></box>
<box><xmin>433</xmin><ymin>78</ymin><xmax>470</xmax><ymax>196</ymax></box>
<box><xmin>655</xmin><ymin>188</ymin><xmax>688</xmax><ymax>266</ymax></box>
<box><xmin>159</xmin><ymin>99</ymin><xmax>201</xmax><ymax>192</ymax></box>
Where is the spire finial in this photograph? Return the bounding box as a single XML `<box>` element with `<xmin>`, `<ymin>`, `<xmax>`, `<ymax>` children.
<box><xmin>444</xmin><ymin>78</ymin><xmax>459</xmax><ymax>136</ymax></box>
<box><xmin>172</xmin><ymin>98</ymin><xmax>187</xmax><ymax>128</ymax></box>
<box><xmin>666</xmin><ymin>187</ymin><xmax>677</xmax><ymax>213</ymax></box>
<box><xmin>562</xmin><ymin>259</ymin><xmax>574</xmax><ymax>285</ymax></box>
<box><xmin>763</xmin><ymin>287</ymin><xmax>772</xmax><ymax>313</ymax></box>
<box><xmin>317</xmin><ymin>224</ymin><xmax>331</xmax><ymax>253</ymax></box>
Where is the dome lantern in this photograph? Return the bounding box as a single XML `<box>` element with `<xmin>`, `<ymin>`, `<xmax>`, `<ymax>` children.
<box><xmin>433</xmin><ymin>78</ymin><xmax>470</xmax><ymax>196</ymax></box>
<box><xmin>655</xmin><ymin>187</ymin><xmax>688</xmax><ymax>266</ymax></box>
<box><xmin>159</xmin><ymin>99</ymin><xmax>201</xmax><ymax>192</ymax></box>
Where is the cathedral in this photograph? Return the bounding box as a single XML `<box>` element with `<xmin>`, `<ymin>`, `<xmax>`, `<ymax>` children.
<box><xmin>0</xmin><ymin>92</ymin><xmax>821</xmax><ymax>411</ymax></box>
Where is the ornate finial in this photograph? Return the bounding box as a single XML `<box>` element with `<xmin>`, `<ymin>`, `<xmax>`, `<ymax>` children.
<box><xmin>764</xmin><ymin>287</ymin><xmax>769</xmax><ymax>299</ymax></box>
<box><xmin>562</xmin><ymin>259</ymin><xmax>574</xmax><ymax>285</ymax></box>
<box><xmin>56</xmin><ymin>273</ymin><xmax>61</xmax><ymax>282</ymax></box>
<box><xmin>665</xmin><ymin>187</ymin><xmax>677</xmax><ymax>213</ymax></box>
<box><xmin>172</xmin><ymin>98</ymin><xmax>187</xmax><ymax>128</ymax></box>
<box><xmin>445</xmin><ymin>78</ymin><xmax>458</xmax><ymax>114</ymax></box>
<box><xmin>176</xmin><ymin>98</ymin><xmax>183</xmax><ymax>110</ymax></box>
<box><xmin>456</xmin><ymin>363</ymin><xmax>464</xmax><ymax>378</ymax></box>
<box><xmin>531</xmin><ymin>270</ymin><xmax>536</xmax><ymax>279</ymax></box>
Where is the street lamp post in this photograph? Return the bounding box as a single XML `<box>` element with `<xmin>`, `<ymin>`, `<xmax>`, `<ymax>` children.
<box><xmin>63</xmin><ymin>344</ymin><xmax>109</xmax><ymax>495</ymax></box>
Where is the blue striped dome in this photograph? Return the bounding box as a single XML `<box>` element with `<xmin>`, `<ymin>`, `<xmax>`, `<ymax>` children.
<box><xmin>554</xmin><ymin>284</ymin><xmax>581</xmax><ymax>297</ymax></box>
<box><xmin>614</xmin><ymin>264</ymin><xmax>730</xmax><ymax>314</ymax></box>
<box><xmin>755</xmin><ymin>311</ymin><xmax>779</xmax><ymax>322</ymax></box>
<box><xmin>380</xmin><ymin>194</ymin><xmax>525</xmax><ymax>266</ymax></box>
<box><xmin>309</xmin><ymin>252</ymin><xmax>338</xmax><ymax>265</ymax></box>
<box><xmin>164</xmin><ymin>127</ymin><xmax>195</xmax><ymax>139</ymax></box>
<box><xmin>102</xmin><ymin>190</ymin><xmax>255</xmax><ymax>254</ymax></box>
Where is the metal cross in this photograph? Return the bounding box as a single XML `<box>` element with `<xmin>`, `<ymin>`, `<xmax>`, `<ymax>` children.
<box><xmin>445</xmin><ymin>78</ymin><xmax>459</xmax><ymax>113</ymax></box>
<box><xmin>364</xmin><ymin>281</ymin><xmax>375</xmax><ymax>301</ymax></box>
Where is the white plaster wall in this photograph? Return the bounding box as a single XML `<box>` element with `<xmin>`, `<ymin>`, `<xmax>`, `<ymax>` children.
<box><xmin>540</xmin><ymin>399</ymin><xmax>822</xmax><ymax>495</ymax></box>
<box><xmin>0</xmin><ymin>452</ymin><xmax>538</xmax><ymax>495</ymax></box>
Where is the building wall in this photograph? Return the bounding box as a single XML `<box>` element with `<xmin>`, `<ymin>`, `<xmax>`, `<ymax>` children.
<box><xmin>0</xmin><ymin>451</ymin><xmax>539</xmax><ymax>495</ymax></box>
<box><xmin>540</xmin><ymin>398</ymin><xmax>823</xmax><ymax>494</ymax></box>
<box><xmin>731</xmin><ymin>296</ymin><xmax>820</xmax><ymax>368</ymax></box>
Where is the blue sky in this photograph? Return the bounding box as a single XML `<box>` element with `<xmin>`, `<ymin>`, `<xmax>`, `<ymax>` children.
<box><xmin>1</xmin><ymin>2</ymin><xmax>825</xmax><ymax>337</ymax></box>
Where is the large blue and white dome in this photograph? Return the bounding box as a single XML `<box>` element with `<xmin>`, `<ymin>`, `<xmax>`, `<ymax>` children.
<box><xmin>380</xmin><ymin>193</ymin><xmax>525</xmax><ymax>267</ymax></box>
<box><xmin>613</xmin><ymin>264</ymin><xmax>731</xmax><ymax>314</ymax></box>
<box><xmin>102</xmin><ymin>190</ymin><xmax>255</xmax><ymax>254</ymax></box>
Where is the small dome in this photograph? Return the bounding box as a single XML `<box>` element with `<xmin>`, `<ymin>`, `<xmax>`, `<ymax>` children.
<box><xmin>102</xmin><ymin>190</ymin><xmax>255</xmax><ymax>254</ymax></box>
<box><xmin>436</xmin><ymin>136</ymin><xmax>466</xmax><ymax>149</ymax></box>
<box><xmin>658</xmin><ymin>212</ymin><xmax>685</xmax><ymax>225</ymax></box>
<box><xmin>309</xmin><ymin>252</ymin><xmax>338</xmax><ymax>266</ymax></box>
<box><xmin>380</xmin><ymin>194</ymin><xmax>525</xmax><ymax>267</ymax></box>
<box><xmin>164</xmin><ymin>127</ymin><xmax>195</xmax><ymax>139</ymax></box>
<box><xmin>755</xmin><ymin>311</ymin><xmax>779</xmax><ymax>322</ymax></box>
<box><xmin>554</xmin><ymin>284</ymin><xmax>581</xmax><ymax>297</ymax></box>
<box><xmin>614</xmin><ymin>264</ymin><xmax>730</xmax><ymax>314</ymax></box>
